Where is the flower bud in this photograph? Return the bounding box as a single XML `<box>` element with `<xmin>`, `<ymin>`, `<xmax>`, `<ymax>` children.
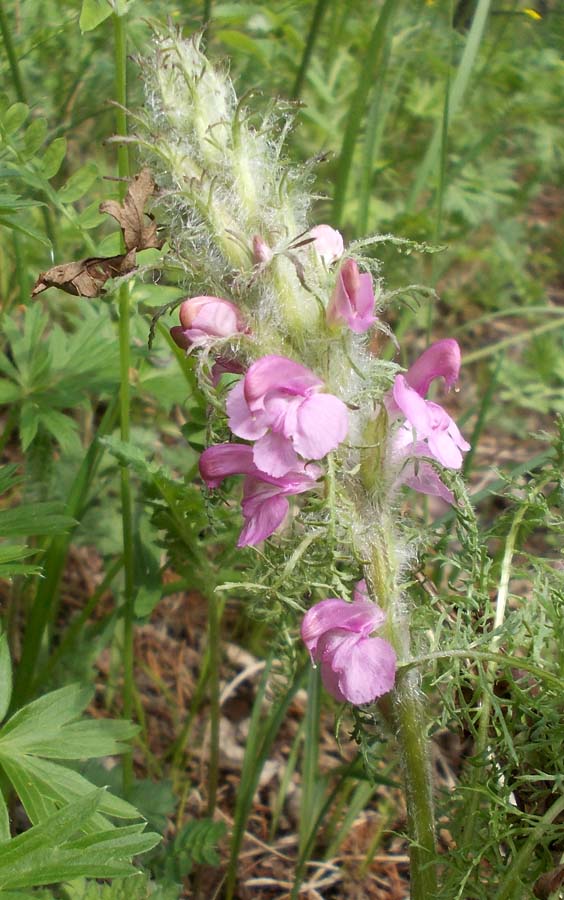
<box><xmin>327</xmin><ymin>259</ymin><xmax>377</xmax><ymax>334</ymax></box>
<box><xmin>170</xmin><ymin>295</ymin><xmax>247</xmax><ymax>349</ymax></box>
<box><xmin>309</xmin><ymin>225</ymin><xmax>344</xmax><ymax>265</ymax></box>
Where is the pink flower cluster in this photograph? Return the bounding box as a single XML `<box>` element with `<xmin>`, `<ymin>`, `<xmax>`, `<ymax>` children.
<box><xmin>199</xmin><ymin>355</ymin><xmax>349</xmax><ymax>546</ymax></box>
<box><xmin>170</xmin><ymin>227</ymin><xmax>470</xmax><ymax>551</ymax></box>
<box><xmin>301</xmin><ymin>580</ymin><xmax>397</xmax><ymax>705</ymax></box>
<box><xmin>388</xmin><ymin>339</ymin><xmax>470</xmax><ymax>505</ymax></box>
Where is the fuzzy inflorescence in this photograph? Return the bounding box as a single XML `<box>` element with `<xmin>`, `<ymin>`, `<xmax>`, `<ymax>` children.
<box><xmin>137</xmin><ymin>29</ymin><xmax>470</xmax><ymax>707</ymax></box>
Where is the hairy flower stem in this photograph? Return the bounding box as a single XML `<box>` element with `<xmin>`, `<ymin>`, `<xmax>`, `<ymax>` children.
<box><xmin>113</xmin><ymin>11</ymin><xmax>135</xmax><ymax>794</ymax></box>
<box><xmin>366</xmin><ymin>513</ymin><xmax>437</xmax><ymax>898</ymax></box>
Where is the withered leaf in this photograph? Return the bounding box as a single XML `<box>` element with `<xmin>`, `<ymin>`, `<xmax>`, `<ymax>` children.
<box><xmin>99</xmin><ymin>168</ymin><xmax>161</xmax><ymax>253</ymax></box>
<box><xmin>32</xmin><ymin>250</ymin><xmax>136</xmax><ymax>298</ymax></box>
<box><xmin>534</xmin><ymin>865</ymin><xmax>564</xmax><ymax>899</ymax></box>
<box><xmin>32</xmin><ymin>168</ymin><xmax>161</xmax><ymax>299</ymax></box>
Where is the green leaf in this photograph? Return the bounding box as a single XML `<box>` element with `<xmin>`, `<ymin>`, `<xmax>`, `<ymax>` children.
<box><xmin>0</xmin><ymin>502</ymin><xmax>75</xmax><ymax>536</ymax></box>
<box><xmin>0</xmin><ymin>380</ymin><xmax>21</xmax><ymax>404</ymax></box>
<box><xmin>0</xmin><ymin>631</ymin><xmax>12</xmax><ymax>723</ymax></box>
<box><xmin>0</xmin><ymin>684</ymin><xmax>91</xmax><ymax>743</ymax></box>
<box><xmin>39</xmin><ymin>408</ymin><xmax>81</xmax><ymax>456</ymax></box>
<box><xmin>19</xmin><ymin>403</ymin><xmax>40</xmax><ymax>451</ymax></box>
<box><xmin>21</xmin><ymin>719</ymin><xmax>138</xmax><ymax>759</ymax></box>
<box><xmin>0</xmin><ymin>216</ymin><xmax>51</xmax><ymax>247</ymax></box>
<box><xmin>0</xmin><ymin>788</ymin><xmax>10</xmax><ymax>843</ymax></box>
<box><xmin>0</xmin><ymin>791</ymin><xmax>158</xmax><ymax>890</ymax></box>
<box><xmin>0</xmin><ymin>465</ymin><xmax>21</xmax><ymax>495</ymax></box>
<box><xmin>79</xmin><ymin>0</ymin><xmax>114</xmax><ymax>32</ymax></box>
<box><xmin>0</xmin><ymin>193</ymin><xmax>44</xmax><ymax>214</ymax></box>
<box><xmin>58</xmin><ymin>163</ymin><xmax>98</xmax><ymax>204</ymax></box>
<box><xmin>22</xmin><ymin>119</ymin><xmax>48</xmax><ymax>158</ymax></box>
<box><xmin>77</xmin><ymin>200</ymin><xmax>106</xmax><ymax>229</ymax></box>
<box><xmin>41</xmin><ymin>137</ymin><xmax>67</xmax><ymax>179</ymax></box>
<box><xmin>0</xmin><ymin>791</ymin><xmax>104</xmax><ymax>868</ymax></box>
<box><xmin>1</xmin><ymin>756</ymin><xmax>139</xmax><ymax>825</ymax></box>
<box><xmin>3</xmin><ymin>103</ymin><xmax>29</xmax><ymax>136</ymax></box>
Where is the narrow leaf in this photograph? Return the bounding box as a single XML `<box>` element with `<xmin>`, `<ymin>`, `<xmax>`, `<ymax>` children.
<box><xmin>0</xmin><ymin>632</ymin><xmax>12</xmax><ymax>723</ymax></box>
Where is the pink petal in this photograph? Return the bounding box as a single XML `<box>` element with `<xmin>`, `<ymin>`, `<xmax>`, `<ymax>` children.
<box><xmin>238</xmin><ymin>491</ymin><xmax>289</xmax><ymax>547</ymax></box>
<box><xmin>346</xmin><ymin>273</ymin><xmax>377</xmax><ymax>333</ymax></box>
<box><xmin>327</xmin><ymin>259</ymin><xmax>356</xmax><ymax>328</ymax></box>
<box><xmin>319</xmin><ymin>658</ymin><xmax>347</xmax><ymax>702</ymax></box>
<box><xmin>199</xmin><ymin>443</ymin><xmax>255</xmax><ymax>488</ymax></box>
<box><xmin>399</xmin><ymin>459</ymin><xmax>455</xmax><ymax>505</ymax></box>
<box><xmin>426</xmin><ymin>430</ymin><xmax>464</xmax><ymax>469</ymax></box>
<box><xmin>252</xmin><ymin>235</ymin><xmax>273</xmax><ymax>264</ymax></box>
<box><xmin>392</xmin><ymin>376</ymin><xmax>433</xmax><ymax>435</ymax></box>
<box><xmin>447</xmin><ymin>416</ymin><xmax>471</xmax><ymax>453</ymax></box>
<box><xmin>179</xmin><ymin>295</ymin><xmax>245</xmax><ymax>334</ymax></box>
<box><xmin>227</xmin><ymin>380</ymin><xmax>269</xmax><ymax>441</ymax></box>
<box><xmin>211</xmin><ymin>358</ymin><xmax>245</xmax><ymax>387</ymax></box>
<box><xmin>292</xmin><ymin>393</ymin><xmax>349</xmax><ymax>459</ymax></box>
<box><xmin>191</xmin><ymin>302</ymin><xmax>242</xmax><ymax>338</ymax></box>
<box><xmin>405</xmin><ymin>339</ymin><xmax>461</xmax><ymax>397</ymax></box>
<box><xmin>170</xmin><ymin>326</ymin><xmax>191</xmax><ymax>350</ymax></box>
<box><xmin>264</xmin><ymin>391</ymin><xmax>302</xmax><ymax>438</ymax></box>
<box><xmin>336</xmin><ymin>636</ymin><xmax>396</xmax><ymax>705</ymax></box>
<box><xmin>253</xmin><ymin>431</ymin><xmax>299</xmax><ymax>478</ymax></box>
<box><xmin>301</xmin><ymin>598</ymin><xmax>386</xmax><ymax>657</ymax></box>
<box><xmin>244</xmin><ymin>356</ymin><xmax>323</xmax><ymax>412</ymax></box>
<box><xmin>309</xmin><ymin>224</ymin><xmax>344</xmax><ymax>265</ymax></box>
<box><xmin>353</xmin><ymin>579</ymin><xmax>369</xmax><ymax>602</ymax></box>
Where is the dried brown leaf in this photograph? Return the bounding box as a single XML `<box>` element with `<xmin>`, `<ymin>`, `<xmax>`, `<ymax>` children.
<box><xmin>534</xmin><ymin>864</ymin><xmax>564</xmax><ymax>899</ymax></box>
<box><xmin>32</xmin><ymin>250</ymin><xmax>136</xmax><ymax>298</ymax></box>
<box><xmin>32</xmin><ymin>168</ymin><xmax>161</xmax><ymax>298</ymax></box>
<box><xmin>99</xmin><ymin>168</ymin><xmax>161</xmax><ymax>252</ymax></box>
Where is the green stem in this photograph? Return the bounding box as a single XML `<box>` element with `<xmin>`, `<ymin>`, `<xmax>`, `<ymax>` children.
<box><xmin>366</xmin><ymin>518</ymin><xmax>437</xmax><ymax>899</ymax></box>
<box><xmin>291</xmin><ymin>0</ymin><xmax>330</xmax><ymax>100</ymax></box>
<box><xmin>112</xmin><ymin>11</ymin><xmax>135</xmax><ymax>794</ymax></box>
<box><xmin>392</xmin><ymin>672</ymin><xmax>437</xmax><ymax>900</ymax></box>
<box><xmin>332</xmin><ymin>0</ymin><xmax>398</xmax><ymax>227</ymax></box>
<box><xmin>206</xmin><ymin>593</ymin><xmax>221</xmax><ymax>817</ymax></box>
<box><xmin>0</xmin><ymin>0</ymin><xmax>26</xmax><ymax>103</ymax></box>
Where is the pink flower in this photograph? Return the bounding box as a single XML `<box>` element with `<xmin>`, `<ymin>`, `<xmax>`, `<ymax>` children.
<box><xmin>252</xmin><ymin>235</ymin><xmax>273</xmax><ymax>264</ymax></box>
<box><xmin>326</xmin><ymin>259</ymin><xmax>377</xmax><ymax>334</ymax></box>
<box><xmin>199</xmin><ymin>443</ymin><xmax>321</xmax><ymax>547</ymax></box>
<box><xmin>301</xmin><ymin>583</ymin><xmax>396</xmax><ymax>705</ymax></box>
<box><xmin>170</xmin><ymin>295</ymin><xmax>247</xmax><ymax>350</ymax></box>
<box><xmin>309</xmin><ymin>225</ymin><xmax>344</xmax><ymax>265</ymax></box>
<box><xmin>226</xmin><ymin>355</ymin><xmax>349</xmax><ymax>478</ymax></box>
<box><xmin>388</xmin><ymin>340</ymin><xmax>470</xmax><ymax>504</ymax></box>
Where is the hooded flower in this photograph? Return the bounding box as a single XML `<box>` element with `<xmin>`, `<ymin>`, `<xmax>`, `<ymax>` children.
<box><xmin>199</xmin><ymin>443</ymin><xmax>321</xmax><ymax>547</ymax></box>
<box><xmin>309</xmin><ymin>224</ymin><xmax>344</xmax><ymax>265</ymax></box>
<box><xmin>388</xmin><ymin>339</ymin><xmax>470</xmax><ymax>504</ymax></box>
<box><xmin>170</xmin><ymin>295</ymin><xmax>247</xmax><ymax>350</ymax></box>
<box><xmin>226</xmin><ymin>355</ymin><xmax>349</xmax><ymax>478</ymax></box>
<box><xmin>326</xmin><ymin>258</ymin><xmax>377</xmax><ymax>334</ymax></box>
<box><xmin>301</xmin><ymin>581</ymin><xmax>396</xmax><ymax>705</ymax></box>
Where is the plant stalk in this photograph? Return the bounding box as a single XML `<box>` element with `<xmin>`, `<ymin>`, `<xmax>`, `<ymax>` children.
<box><xmin>291</xmin><ymin>0</ymin><xmax>330</xmax><ymax>100</ymax></box>
<box><xmin>366</xmin><ymin>519</ymin><xmax>437</xmax><ymax>899</ymax></box>
<box><xmin>0</xmin><ymin>0</ymin><xmax>26</xmax><ymax>103</ymax></box>
<box><xmin>112</xmin><ymin>10</ymin><xmax>135</xmax><ymax>793</ymax></box>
